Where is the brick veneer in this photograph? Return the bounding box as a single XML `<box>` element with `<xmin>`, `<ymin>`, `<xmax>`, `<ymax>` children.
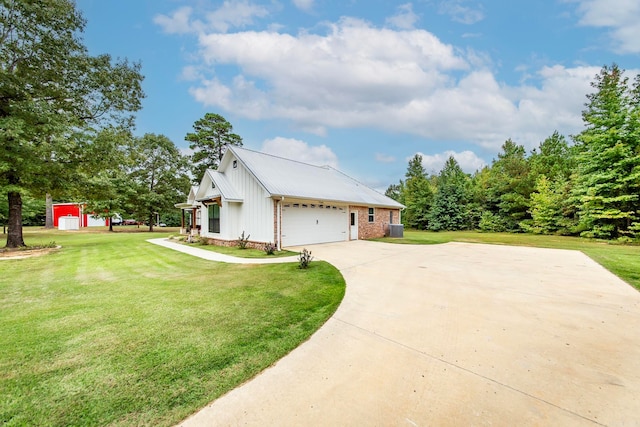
<box><xmin>350</xmin><ymin>206</ymin><xmax>400</xmax><ymax>240</ymax></box>
<box><xmin>200</xmin><ymin>237</ymin><xmax>266</xmax><ymax>250</ymax></box>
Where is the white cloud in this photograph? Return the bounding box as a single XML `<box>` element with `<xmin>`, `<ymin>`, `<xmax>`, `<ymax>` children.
<box><xmin>572</xmin><ymin>0</ymin><xmax>640</xmax><ymax>53</ymax></box>
<box><xmin>386</xmin><ymin>3</ymin><xmax>419</xmax><ymax>30</ymax></box>
<box><xmin>160</xmin><ymin>11</ymin><xmax>603</xmax><ymax>153</ymax></box>
<box><xmin>412</xmin><ymin>150</ymin><xmax>486</xmax><ymax>174</ymax></box>
<box><xmin>292</xmin><ymin>0</ymin><xmax>315</xmax><ymax>12</ymax></box>
<box><xmin>260</xmin><ymin>137</ymin><xmax>339</xmax><ymax>168</ymax></box>
<box><xmin>438</xmin><ymin>0</ymin><xmax>484</xmax><ymax>25</ymax></box>
<box><xmin>154</xmin><ymin>6</ymin><xmax>195</xmax><ymax>34</ymax></box>
<box><xmin>375</xmin><ymin>153</ymin><xmax>396</xmax><ymax>163</ymax></box>
<box><xmin>154</xmin><ymin>1</ymin><xmax>269</xmax><ymax>34</ymax></box>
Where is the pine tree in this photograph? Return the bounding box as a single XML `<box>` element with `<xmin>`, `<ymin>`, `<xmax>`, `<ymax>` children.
<box><xmin>185</xmin><ymin>113</ymin><xmax>243</xmax><ymax>180</ymax></box>
<box><xmin>573</xmin><ymin>64</ymin><xmax>640</xmax><ymax>239</ymax></box>
<box><xmin>480</xmin><ymin>139</ymin><xmax>533</xmax><ymax>231</ymax></box>
<box><xmin>401</xmin><ymin>154</ymin><xmax>433</xmax><ymax>229</ymax></box>
<box><xmin>427</xmin><ymin>156</ymin><xmax>471</xmax><ymax>231</ymax></box>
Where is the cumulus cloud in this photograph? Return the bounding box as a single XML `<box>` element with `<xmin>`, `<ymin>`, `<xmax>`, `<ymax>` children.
<box><xmin>158</xmin><ymin>9</ymin><xmax>603</xmax><ymax>153</ymax></box>
<box><xmin>413</xmin><ymin>150</ymin><xmax>487</xmax><ymax>174</ymax></box>
<box><xmin>386</xmin><ymin>3</ymin><xmax>419</xmax><ymax>30</ymax></box>
<box><xmin>261</xmin><ymin>137</ymin><xmax>339</xmax><ymax>168</ymax></box>
<box><xmin>572</xmin><ymin>0</ymin><xmax>640</xmax><ymax>53</ymax></box>
<box><xmin>154</xmin><ymin>1</ymin><xmax>269</xmax><ymax>34</ymax></box>
<box><xmin>154</xmin><ymin>6</ymin><xmax>195</xmax><ymax>34</ymax></box>
<box><xmin>438</xmin><ymin>0</ymin><xmax>484</xmax><ymax>25</ymax></box>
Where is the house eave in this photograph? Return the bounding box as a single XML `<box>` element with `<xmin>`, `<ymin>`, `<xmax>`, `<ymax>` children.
<box><xmin>270</xmin><ymin>194</ymin><xmax>404</xmax><ymax>209</ymax></box>
<box><xmin>175</xmin><ymin>202</ymin><xmax>198</xmax><ymax>209</ymax></box>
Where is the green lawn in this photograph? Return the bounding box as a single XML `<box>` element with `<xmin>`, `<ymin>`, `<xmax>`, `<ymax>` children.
<box><xmin>0</xmin><ymin>228</ymin><xmax>345</xmax><ymax>426</ymax></box>
<box><xmin>376</xmin><ymin>230</ymin><xmax>640</xmax><ymax>291</ymax></box>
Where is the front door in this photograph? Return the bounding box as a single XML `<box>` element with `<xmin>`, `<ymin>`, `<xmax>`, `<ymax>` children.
<box><xmin>350</xmin><ymin>211</ymin><xmax>358</xmax><ymax>240</ymax></box>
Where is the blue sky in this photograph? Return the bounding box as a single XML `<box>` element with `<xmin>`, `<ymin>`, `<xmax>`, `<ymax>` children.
<box><xmin>77</xmin><ymin>0</ymin><xmax>640</xmax><ymax>190</ymax></box>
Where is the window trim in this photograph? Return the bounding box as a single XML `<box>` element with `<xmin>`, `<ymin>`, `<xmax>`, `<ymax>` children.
<box><xmin>208</xmin><ymin>204</ymin><xmax>220</xmax><ymax>233</ymax></box>
<box><xmin>368</xmin><ymin>207</ymin><xmax>375</xmax><ymax>223</ymax></box>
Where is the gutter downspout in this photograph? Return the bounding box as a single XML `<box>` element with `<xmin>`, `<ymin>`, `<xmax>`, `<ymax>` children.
<box><xmin>277</xmin><ymin>196</ymin><xmax>283</xmax><ymax>251</ymax></box>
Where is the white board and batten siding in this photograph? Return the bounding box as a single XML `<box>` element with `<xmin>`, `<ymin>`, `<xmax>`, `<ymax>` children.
<box><xmin>228</xmin><ymin>157</ymin><xmax>274</xmax><ymax>242</ymax></box>
<box><xmin>220</xmin><ymin>156</ymin><xmax>274</xmax><ymax>243</ymax></box>
<box><xmin>281</xmin><ymin>200</ymin><xmax>348</xmax><ymax>247</ymax></box>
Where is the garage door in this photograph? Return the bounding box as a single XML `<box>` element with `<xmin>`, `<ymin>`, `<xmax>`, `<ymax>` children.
<box><xmin>282</xmin><ymin>202</ymin><xmax>348</xmax><ymax>247</ymax></box>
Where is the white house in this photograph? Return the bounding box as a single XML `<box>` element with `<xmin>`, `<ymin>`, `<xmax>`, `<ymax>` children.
<box><xmin>177</xmin><ymin>146</ymin><xmax>404</xmax><ymax>249</ymax></box>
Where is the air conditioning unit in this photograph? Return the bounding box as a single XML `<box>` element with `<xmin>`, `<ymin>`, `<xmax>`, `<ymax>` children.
<box><xmin>388</xmin><ymin>224</ymin><xmax>404</xmax><ymax>238</ymax></box>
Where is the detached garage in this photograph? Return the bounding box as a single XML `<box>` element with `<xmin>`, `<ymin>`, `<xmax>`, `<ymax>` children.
<box><xmin>180</xmin><ymin>146</ymin><xmax>404</xmax><ymax>249</ymax></box>
<box><xmin>52</xmin><ymin>203</ymin><xmax>110</xmax><ymax>228</ymax></box>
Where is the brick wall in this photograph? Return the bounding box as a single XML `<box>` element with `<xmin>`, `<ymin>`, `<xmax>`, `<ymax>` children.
<box><xmin>350</xmin><ymin>206</ymin><xmax>400</xmax><ymax>239</ymax></box>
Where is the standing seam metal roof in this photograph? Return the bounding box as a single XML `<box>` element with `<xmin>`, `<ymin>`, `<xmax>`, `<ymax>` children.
<box><xmin>227</xmin><ymin>146</ymin><xmax>404</xmax><ymax>208</ymax></box>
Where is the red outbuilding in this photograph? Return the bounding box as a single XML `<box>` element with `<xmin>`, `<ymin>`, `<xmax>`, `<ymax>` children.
<box><xmin>52</xmin><ymin>203</ymin><xmax>110</xmax><ymax>228</ymax></box>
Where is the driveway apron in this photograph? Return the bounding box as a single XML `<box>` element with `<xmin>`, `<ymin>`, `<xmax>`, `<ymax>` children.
<box><xmin>179</xmin><ymin>240</ymin><xmax>640</xmax><ymax>426</ymax></box>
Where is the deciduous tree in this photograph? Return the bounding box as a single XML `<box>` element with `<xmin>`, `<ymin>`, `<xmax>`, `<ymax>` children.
<box><xmin>127</xmin><ymin>134</ymin><xmax>190</xmax><ymax>231</ymax></box>
<box><xmin>0</xmin><ymin>0</ymin><xmax>144</xmax><ymax>247</ymax></box>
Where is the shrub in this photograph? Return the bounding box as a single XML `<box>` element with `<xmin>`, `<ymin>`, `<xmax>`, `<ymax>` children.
<box><xmin>298</xmin><ymin>248</ymin><xmax>313</xmax><ymax>269</ymax></box>
<box><xmin>264</xmin><ymin>242</ymin><xmax>277</xmax><ymax>255</ymax></box>
<box><xmin>237</xmin><ymin>231</ymin><xmax>250</xmax><ymax>249</ymax></box>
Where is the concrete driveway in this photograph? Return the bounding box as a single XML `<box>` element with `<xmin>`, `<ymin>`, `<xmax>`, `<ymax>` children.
<box><xmin>180</xmin><ymin>240</ymin><xmax>640</xmax><ymax>426</ymax></box>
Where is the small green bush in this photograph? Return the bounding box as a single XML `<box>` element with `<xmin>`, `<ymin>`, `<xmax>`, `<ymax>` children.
<box><xmin>237</xmin><ymin>231</ymin><xmax>250</xmax><ymax>249</ymax></box>
<box><xmin>298</xmin><ymin>248</ymin><xmax>313</xmax><ymax>269</ymax></box>
<box><xmin>264</xmin><ymin>242</ymin><xmax>277</xmax><ymax>255</ymax></box>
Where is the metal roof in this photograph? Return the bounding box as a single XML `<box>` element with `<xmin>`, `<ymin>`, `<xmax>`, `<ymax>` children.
<box><xmin>195</xmin><ymin>170</ymin><xmax>244</xmax><ymax>203</ymax></box>
<box><xmin>226</xmin><ymin>146</ymin><xmax>404</xmax><ymax>208</ymax></box>
<box><xmin>208</xmin><ymin>170</ymin><xmax>244</xmax><ymax>202</ymax></box>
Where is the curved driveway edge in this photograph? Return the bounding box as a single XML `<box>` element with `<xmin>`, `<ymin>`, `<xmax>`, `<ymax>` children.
<box><xmin>147</xmin><ymin>238</ymin><xmax>299</xmax><ymax>263</ymax></box>
<box><xmin>178</xmin><ymin>240</ymin><xmax>640</xmax><ymax>426</ymax></box>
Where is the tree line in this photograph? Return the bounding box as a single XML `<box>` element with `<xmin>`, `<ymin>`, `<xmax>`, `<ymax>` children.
<box><xmin>387</xmin><ymin>64</ymin><xmax>640</xmax><ymax>241</ymax></box>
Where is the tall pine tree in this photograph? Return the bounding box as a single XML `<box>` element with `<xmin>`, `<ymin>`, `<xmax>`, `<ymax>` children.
<box><xmin>427</xmin><ymin>156</ymin><xmax>471</xmax><ymax>231</ymax></box>
<box><xmin>185</xmin><ymin>113</ymin><xmax>243</xmax><ymax>181</ymax></box>
<box><xmin>573</xmin><ymin>64</ymin><xmax>640</xmax><ymax>239</ymax></box>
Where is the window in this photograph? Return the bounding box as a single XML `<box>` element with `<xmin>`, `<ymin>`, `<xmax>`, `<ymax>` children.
<box><xmin>389</xmin><ymin>211</ymin><xmax>393</xmax><ymax>224</ymax></box>
<box><xmin>211</xmin><ymin>181</ymin><xmax>216</xmax><ymax>189</ymax></box>
<box><xmin>208</xmin><ymin>204</ymin><xmax>220</xmax><ymax>233</ymax></box>
<box><xmin>368</xmin><ymin>207</ymin><xmax>374</xmax><ymax>223</ymax></box>
<box><xmin>232</xmin><ymin>160</ymin><xmax>238</xmax><ymax>168</ymax></box>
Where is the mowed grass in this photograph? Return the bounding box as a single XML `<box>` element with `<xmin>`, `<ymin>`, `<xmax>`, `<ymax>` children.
<box><xmin>377</xmin><ymin>230</ymin><xmax>640</xmax><ymax>291</ymax></box>
<box><xmin>0</xmin><ymin>228</ymin><xmax>345</xmax><ymax>426</ymax></box>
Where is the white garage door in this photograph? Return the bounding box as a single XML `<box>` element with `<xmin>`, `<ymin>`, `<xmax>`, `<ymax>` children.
<box><xmin>282</xmin><ymin>202</ymin><xmax>348</xmax><ymax>247</ymax></box>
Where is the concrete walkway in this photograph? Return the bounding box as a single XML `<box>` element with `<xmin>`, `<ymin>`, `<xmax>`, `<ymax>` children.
<box><xmin>172</xmin><ymin>240</ymin><xmax>640</xmax><ymax>426</ymax></box>
<box><xmin>147</xmin><ymin>238</ymin><xmax>300</xmax><ymax>264</ymax></box>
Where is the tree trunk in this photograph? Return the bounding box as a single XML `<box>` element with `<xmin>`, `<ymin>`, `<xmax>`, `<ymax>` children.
<box><xmin>109</xmin><ymin>216</ymin><xmax>114</xmax><ymax>232</ymax></box>
<box><xmin>45</xmin><ymin>193</ymin><xmax>54</xmax><ymax>229</ymax></box>
<box><xmin>6</xmin><ymin>191</ymin><xmax>25</xmax><ymax>248</ymax></box>
<box><xmin>148</xmin><ymin>213</ymin><xmax>154</xmax><ymax>232</ymax></box>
